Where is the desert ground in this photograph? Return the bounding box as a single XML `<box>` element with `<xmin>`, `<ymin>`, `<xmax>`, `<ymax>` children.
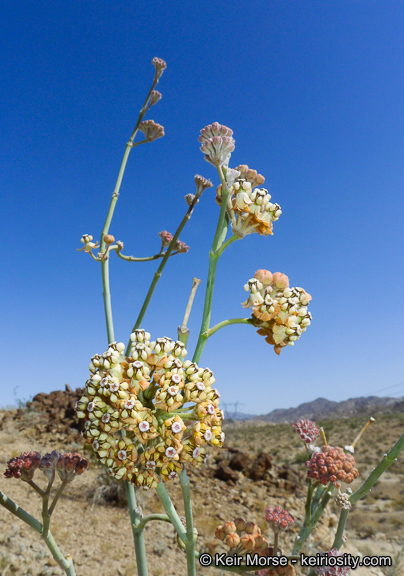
<box><xmin>0</xmin><ymin>398</ymin><xmax>403</xmax><ymax>576</ymax></box>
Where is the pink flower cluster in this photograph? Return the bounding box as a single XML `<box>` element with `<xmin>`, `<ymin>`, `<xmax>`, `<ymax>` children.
<box><xmin>265</xmin><ymin>505</ymin><xmax>295</xmax><ymax>532</ymax></box>
<box><xmin>292</xmin><ymin>419</ymin><xmax>319</xmax><ymax>444</ymax></box>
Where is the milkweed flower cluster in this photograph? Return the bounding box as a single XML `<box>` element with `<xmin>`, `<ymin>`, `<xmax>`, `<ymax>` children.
<box><xmin>75</xmin><ymin>330</ymin><xmax>224</xmax><ymax>489</ymax></box>
<box><xmin>216</xmin><ymin>165</ymin><xmax>282</xmax><ymax>237</ymax></box>
<box><xmin>242</xmin><ymin>269</ymin><xmax>312</xmax><ymax>354</ymax></box>
<box><xmin>306</xmin><ymin>446</ymin><xmax>359</xmax><ymax>487</ymax></box>
<box><xmin>215</xmin><ymin>518</ymin><xmax>268</xmax><ymax>553</ymax></box>
<box><xmin>4</xmin><ymin>451</ymin><xmax>88</xmax><ymax>483</ymax></box>
<box><xmin>215</xmin><ymin>514</ymin><xmax>296</xmax><ymax>576</ymax></box>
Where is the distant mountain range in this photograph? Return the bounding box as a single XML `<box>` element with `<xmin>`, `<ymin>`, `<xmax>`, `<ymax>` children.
<box><xmin>249</xmin><ymin>396</ymin><xmax>404</xmax><ymax>423</ymax></box>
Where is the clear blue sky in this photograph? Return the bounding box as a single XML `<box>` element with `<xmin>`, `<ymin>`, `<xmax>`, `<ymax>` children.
<box><xmin>2</xmin><ymin>1</ymin><xmax>404</xmax><ymax>413</ymax></box>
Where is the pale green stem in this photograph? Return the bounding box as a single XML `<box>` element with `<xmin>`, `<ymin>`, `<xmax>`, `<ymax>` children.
<box><xmin>305</xmin><ymin>479</ymin><xmax>314</xmax><ymax>525</ymax></box>
<box><xmin>41</xmin><ymin>469</ymin><xmax>55</xmax><ymax>539</ymax></box>
<box><xmin>102</xmin><ymin>257</ymin><xmax>114</xmax><ymax>344</ymax></box>
<box><xmin>332</xmin><ymin>508</ymin><xmax>349</xmax><ymax>550</ymax></box>
<box><xmin>215</xmin><ymin>233</ymin><xmax>239</xmax><ymax>257</ymax></box>
<box><xmin>332</xmin><ymin>433</ymin><xmax>404</xmax><ymax>549</ymax></box>
<box><xmin>292</xmin><ymin>484</ymin><xmax>334</xmax><ymax>554</ymax></box>
<box><xmin>310</xmin><ymin>484</ymin><xmax>327</xmax><ymax>514</ymax></box>
<box><xmin>204</xmin><ymin>318</ymin><xmax>254</xmax><ymax>339</ymax></box>
<box><xmin>273</xmin><ymin>532</ymin><xmax>279</xmax><ymax>556</ymax></box>
<box><xmin>155</xmin><ymin>482</ymin><xmax>188</xmax><ymax>542</ymax></box>
<box><xmin>48</xmin><ymin>480</ymin><xmax>68</xmax><ymax>516</ymax></box>
<box><xmin>0</xmin><ymin>490</ymin><xmax>76</xmax><ymax>575</ymax></box>
<box><xmin>350</xmin><ymin>432</ymin><xmax>404</xmax><ymax>505</ymax></box>
<box><xmin>180</xmin><ymin>467</ymin><xmax>196</xmax><ymax>576</ymax></box>
<box><xmin>192</xmin><ymin>166</ymin><xmax>231</xmax><ymax>364</ymax></box>
<box><xmin>125</xmin><ymin>197</ymin><xmax>200</xmax><ymax>355</ymax></box>
<box><xmin>115</xmin><ymin>248</ymin><xmax>181</xmax><ymax>262</ymax></box>
<box><xmin>178</xmin><ymin>278</ymin><xmax>201</xmax><ymax>350</ymax></box>
<box><xmin>124</xmin><ymin>481</ymin><xmax>148</xmax><ymax>576</ymax></box>
<box><xmin>99</xmin><ymin>73</ymin><xmax>160</xmax><ymax>342</ymax></box>
<box><xmin>134</xmin><ymin>514</ymin><xmax>171</xmax><ymax>531</ymax></box>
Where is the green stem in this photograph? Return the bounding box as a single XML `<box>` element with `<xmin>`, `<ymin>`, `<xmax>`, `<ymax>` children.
<box><xmin>292</xmin><ymin>484</ymin><xmax>334</xmax><ymax>554</ymax></box>
<box><xmin>310</xmin><ymin>484</ymin><xmax>327</xmax><ymax>515</ymax></box>
<box><xmin>215</xmin><ymin>233</ymin><xmax>239</xmax><ymax>257</ymax></box>
<box><xmin>193</xmin><ymin>167</ymin><xmax>232</xmax><ymax>364</ymax></box>
<box><xmin>49</xmin><ymin>480</ymin><xmax>68</xmax><ymax>516</ymax></box>
<box><xmin>350</xmin><ymin>432</ymin><xmax>404</xmax><ymax>505</ymax></box>
<box><xmin>305</xmin><ymin>479</ymin><xmax>314</xmax><ymax>525</ymax></box>
<box><xmin>332</xmin><ymin>508</ymin><xmax>349</xmax><ymax>550</ymax></box>
<box><xmin>125</xmin><ymin>198</ymin><xmax>200</xmax><ymax>355</ymax></box>
<box><xmin>180</xmin><ymin>467</ymin><xmax>196</xmax><ymax>576</ymax></box>
<box><xmin>205</xmin><ymin>318</ymin><xmax>254</xmax><ymax>339</ymax></box>
<box><xmin>134</xmin><ymin>514</ymin><xmax>171</xmax><ymax>532</ymax></box>
<box><xmin>177</xmin><ymin>277</ymin><xmax>201</xmax><ymax>350</ymax></box>
<box><xmin>102</xmin><ymin>257</ymin><xmax>114</xmax><ymax>344</ymax></box>
<box><xmin>0</xmin><ymin>490</ymin><xmax>76</xmax><ymax>575</ymax></box>
<box><xmin>125</xmin><ymin>479</ymin><xmax>148</xmax><ymax>576</ymax></box>
<box><xmin>155</xmin><ymin>482</ymin><xmax>187</xmax><ymax>543</ymax></box>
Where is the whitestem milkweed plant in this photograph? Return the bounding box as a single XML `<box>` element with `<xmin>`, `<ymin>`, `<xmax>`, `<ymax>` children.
<box><xmin>1</xmin><ymin>57</ymin><xmax>403</xmax><ymax>576</ymax></box>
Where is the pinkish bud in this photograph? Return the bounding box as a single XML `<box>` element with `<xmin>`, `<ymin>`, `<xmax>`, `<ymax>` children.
<box><xmin>149</xmin><ymin>90</ymin><xmax>162</xmax><ymax>106</ymax></box>
<box><xmin>254</xmin><ymin>269</ymin><xmax>273</xmax><ymax>286</ymax></box>
<box><xmin>174</xmin><ymin>240</ymin><xmax>189</xmax><ymax>253</ymax></box>
<box><xmin>215</xmin><ymin>525</ymin><xmax>226</xmax><ymax>540</ymax></box>
<box><xmin>272</xmin><ymin>272</ymin><xmax>289</xmax><ymax>289</ymax></box>
<box><xmin>152</xmin><ymin>57</ymin><xmax>167</xmax><ymax>80</ymax></box>
<box><xmin>223</xmin><ymin>521</ymin><xmax>237</xmax><ymax>535</ymax></box>
<box><xmin>139</xmin><ymin>120</ymin><xmax>165</xmax><ymax>141</ymax></box>
<box><xmin>4</xmin><ymin>451</ymin><xmax>41</xmax><ymax>481</ymax></box>
<box><xmin>159</xmin><ymin>230</ymin><xmax>173</xmax><ymax>247</ymax></box>
<box><xmin>225</xmin><ymin>533</ymin><xmax>240</xmax><ymax>548</ymax></box>
<box><xmin>103</xmin><ymin>234</ymin><xmax>115</xmax><ymax>245</ymax></box>
<box><xmin>234</xmin><ymin>517</ymin><xmax>246</xmax><ymax>533</ymax></box>
<box><xmin>240</xmin><ymin>534</ymin><xmax>256</xmax><ymax>551</ymax></box>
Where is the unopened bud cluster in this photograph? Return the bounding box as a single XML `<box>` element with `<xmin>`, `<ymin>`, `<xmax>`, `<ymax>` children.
<box><xmin>199</xmin><ymin>123</ymin><xmax>235</xmax><ymax>168</ymax></box>
<box><xmin>215</xmin><ymin>518</ymin><xmax>268</xmax><ymax>554</ymax></box>
<box><xmin>265</xmin><ymin>506</ymin><xmax>295</xmax><ymax>532</ymax></box>
<box><xmin>292</xmin><ymin>419</ymin><xmax>319</xmax><ymax>444</ymax></box>
<box><xmin>139</xmin><ymin>120</ymin><xmax>165</xmax><ymax>142</ymax></box>
<box><xmin>4</xmin><ymin>451</ymin><xmax>88</xmax><ymax>483</ymax></box>
<box><xmin>242</xmin><ymin>269</ymin><xmax>312</xmax><ymax>354</ymax></box>
<box><xmin>217</xmin><ymin>165</ymin><xmax>282</xmax><ymax>237</ymax></box>
<box><xmin>215</xmin><ymin>515</ymin><xmax>295</xmax><ymax>576</ymax></box>
<box><xmin>76</xmin><ymin>331</ymin><xmax>224</xmax><ymax>489</ymax></box>
<box><xmin>306</xmin><ymin>446</ymin><xmax>359</xmax><ymax>487</ymax></box>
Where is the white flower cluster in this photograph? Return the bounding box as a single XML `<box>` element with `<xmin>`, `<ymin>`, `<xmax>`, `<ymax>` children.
<box><xmin>242</xmin><ymin>270</ymin><xmax>312</xmax><ymax>354</ymax></box>
<box><xmin>75</xmin><ymin>330</ymin><xmax>224</xmax><ymax>489</ymax></box>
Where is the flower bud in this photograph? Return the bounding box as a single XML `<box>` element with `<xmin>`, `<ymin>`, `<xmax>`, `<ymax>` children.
<box><xmin>223</xmin><ymin>521</ymin><xmax>237</xmax><ymax>535</ymax></box>
<box><xmin>272</xmin><ymin>272</ymin><xmax>289</xmax><ymax>289</ymax></box>
<box><xmin>254</xmin><ymin>269</ymin><xmax>273</xmax><ymax>286</ymax></box>
<box><xmin>234</xmin><ymin>517</ymin><xmax>246</xmax><ymax>533</ymax></box>
<box><xmin>152</xmin><ymin>57</ymin><xmax>167</xmax><ymax>80</ymax></box>
<box><xmin>225</xmin><ymin>533</ymin><xmax>240</xmax><ymax>548</ymax></box>
<box><xmin>103</xmin><ymin>234</ymin><xmax>115</xmax><ymax>245</ymax></box>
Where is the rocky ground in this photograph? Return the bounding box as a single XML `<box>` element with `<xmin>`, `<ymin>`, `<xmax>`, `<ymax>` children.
<box><xmin>0</xmin><ymin>389</ymin><xmax>403</xmax><ymax>576</ymax></box>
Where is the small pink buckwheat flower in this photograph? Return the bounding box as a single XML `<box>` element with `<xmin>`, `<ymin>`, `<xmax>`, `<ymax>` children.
<box><xmin>152</xmin><ymin>57</ymin><xmax>167</xmax><ymax>80</ymax></box>
<box><xmin>315</xmin><ymin>549</ymin><xmax>351</xmax><ymax>575</ymax></box>
<box><xmin>159</xmin><ymin>230</ymin><xmax>173</xmax><ymax>247</ymax></box>
<box><xmin>199</xmin><ymin>122</ymin><xmax>235</xmax><ymax>167</ymax></box>
<box><xmin>139</xmin><ymin>119</ymin><xmax>165</xmax><ymax>141</ymax></box>
<box><xmin>293</xmin><ymin>419</ymin><xmax>319</xmax><ymax>444</ymax></box>
<box><xmin>265</xmin><ymin>505</ymin><xmax>295</xmax><ymax>532</ymax></box>
<box><xmin>4</xmin><ymin>451</ymin><xmax>41</xmax><ymax>481</ymax></box>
